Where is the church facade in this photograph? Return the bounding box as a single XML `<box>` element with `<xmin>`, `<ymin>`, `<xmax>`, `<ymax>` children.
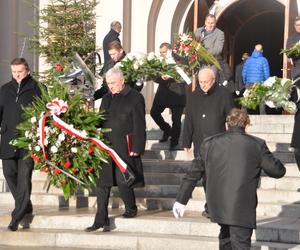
<box><xmin>0</xmin><ymin>0</ymin><xmax>299</xmax><ymax>110</ymax></box>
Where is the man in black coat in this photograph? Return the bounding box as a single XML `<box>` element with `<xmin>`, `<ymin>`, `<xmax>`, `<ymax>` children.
<box><xmin>234</xmin><ymin>52</ymin><xmax>249</xmax><ymax>94</ymax></box>
<box><xmin>286</xmin><ymin>16</ymin><xmax>300</xmax><ymax>80</ymax></box>
<box><xmin>101</xmin><ymin>21</ymin><xmax>122</xmax><ymax>75</ymax></box>
<box><xmin>85</xmin><ymin>67</ymin><xmax>146</xmax><ymax>232</ymax></box>
<box><xmin>0</xmin><ymin>58</ymin><xmax>41</xmax><ymax>231</ymax></box>
<box><xmin>182</xmin><ymin>67</ymin><xmax>235</xmax><ymax>217</ymax></box>
<box><xmin>182</xmin><ymin>67</ymin><xmax>234</xmax><ymax>157</ymax></box>
<box><xmin>150</xmin><ymin>42</ymin><xmax>186</xmax><ymax>150</ymax></box>
<box><xmin>173</xmin><ymin>108</ymin><xmax>286</xmax><ymax>249</ymax></box>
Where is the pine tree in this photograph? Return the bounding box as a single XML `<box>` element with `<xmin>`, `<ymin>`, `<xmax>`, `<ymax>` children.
<box><xmin>30</xmin><ymin>0</ymin><xmax>97</xmax><ymax>68</ymax></box>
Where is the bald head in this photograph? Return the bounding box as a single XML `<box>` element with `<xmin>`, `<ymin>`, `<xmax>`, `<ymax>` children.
<box><xmin>198</xmin><ymin>68</ymin><xmax>216</xmax><ymax>93</ymax></box>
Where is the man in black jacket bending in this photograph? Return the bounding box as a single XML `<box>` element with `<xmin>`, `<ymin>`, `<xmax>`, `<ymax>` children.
<box><xmin>0</xmin><ymin>58</ymin><xmax>41</xmax><ymax>231</ymax></box>
<box><xmin>173</xmin><ymin>108</ymin><xmax>286</xmax><ymax>249</ymax></box>
<box><xmin>150</xmin><ymin>42</ymin><xmax>186</xmax><ymax>150</ymax></box>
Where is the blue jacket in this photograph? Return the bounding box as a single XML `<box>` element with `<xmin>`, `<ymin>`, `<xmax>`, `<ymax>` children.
<box><xmin>242</xmin><ymin>51</ymin><xmax>270</xmax><ymax>84</ymax></box>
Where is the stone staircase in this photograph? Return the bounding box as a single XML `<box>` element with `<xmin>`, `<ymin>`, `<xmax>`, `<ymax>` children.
<box><xmin>1</xmin><ymin>114</ymin><xmax>300</xmax><ymax>249</ymax></box>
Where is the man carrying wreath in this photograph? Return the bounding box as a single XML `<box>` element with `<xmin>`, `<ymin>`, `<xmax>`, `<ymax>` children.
<box><xmin>85</xmin><ymin>67</ymin><xmax>146</xmax><ymax>232</ymax></box>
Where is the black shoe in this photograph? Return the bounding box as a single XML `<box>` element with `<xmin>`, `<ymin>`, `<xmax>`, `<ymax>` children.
<box><xmin>122</xmin><ymin>209</ymin><xmax>137</xmax><ymax>218</ymax></box>
<box><xmin>84</xmin><ymin>224</ymin><xmax>110</xmax><ymax>232</ymax></box>
<box><xmin>169</xmin><ymin>140</ymin><xmax>178</xmax><ymax>151</ymax></box>
<box><xmin>8</xmin><ymin>220</ymin><xmax>19</xmax><ymax>231</ymax></box>
<box><xmin>159</xmin><ymin>132</ymin><xmax>170</xmax><ymax>143</ymax></box>
<box><xmin>20</xmin><ymin>213</ymin><xmax>34</xmax><ymax>229</ymax></box>
<box><xmin>202</xmin><ymin>210</ymin><xmax>210</xmax><ymax>219</ymax></box>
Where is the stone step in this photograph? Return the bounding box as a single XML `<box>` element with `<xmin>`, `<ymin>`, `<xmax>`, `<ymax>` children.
<box><xmin>145</xmin><ymin>114</ymin><xmax>295</xmax><ymax>130</ymax></box>
<box><xmin>192</xmin><ymin>187</ymin><xmax>300</xmax><ymax>204</ymax></box>
<box><xmin>1</xmin><ymin>208</ymin><xmax>300</xmax><ymax>247</ymax></box>
<box><xmin>146</xmin><ymin>130</ymin><xmax>292</xmax><ymax>143</ymax></box>
<box><xmin>260</xmin><ymin>176</ymin><xmax>300</xmax><ymax>191</ymax></box>
<box><xmin>146</xmin><ymin>140</ymin><xmax>294</xmax><ymax>153</ymax></box>
<box><xmin>143</xmin><ymin>148</ymin><xmax>295</xmax><ymax>162</ymax></box>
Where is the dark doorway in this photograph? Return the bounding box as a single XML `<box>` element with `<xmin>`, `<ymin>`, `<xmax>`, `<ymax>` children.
<box><xmin>233</xmin><ymin>12</ymin><xmax>284</xmax><ymax>77</ymax></box>
<box><xmin>217</xmin><ymin>0</ymin><xmax>285</xmax><ymax>77</ymax></box>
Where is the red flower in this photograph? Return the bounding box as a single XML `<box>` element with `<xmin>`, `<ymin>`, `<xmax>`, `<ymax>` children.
<box><xmin>71</xmin><ymin>168</ymin><xmax>78</xmax><ymax>175</ymax></box>
<box><xmin>64</xmin><ymin>161</ymin><xmax>72</xmax><ymax>168</ymax></box>
<box><xmin>88</xmin><ymin>146</ymin><xmax>94</xmax><ymax>154</ymax></box>
<box><xmin>181</xmin><ymin>44</ymin><xmax>186</xmax><ymax>49</ymax></box>
<box><xmin>54</xmin><ymin>64</ymin><xmax>64</xmax><ymax>72</ymax></box>
<box><xmin>54</xmin><ymin>168</ymin><xmax>62</xmax><ymax>174</ymax></box>
<box><xmin>87</xmin><ymin>167</ymin><xmax>94</xmax><ymax>173</ymax></box>
<box><xmin>31</xmin><ymin>153</ymin><xmax>40</xmax><ymax>163</ymax></box>
<box><xmin>60</xmin><ymin>179</ymin><xmax>66</xmax><ymax>185</ymax></box>
<box><xmin>41</xmin><ymin>167</ymin><xmax>49</xmax><ymax>173</ymax></box>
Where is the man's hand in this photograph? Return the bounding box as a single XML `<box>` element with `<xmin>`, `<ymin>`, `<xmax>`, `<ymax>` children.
<box><xmin>162</xmin><ymin>75</ymin><xmax>171</xmax><ymax>80</ymax></box>
<box><xmin>172</xmin><ymin>201</ymin><xmax>185</xmax><ymax>218</ymax></box>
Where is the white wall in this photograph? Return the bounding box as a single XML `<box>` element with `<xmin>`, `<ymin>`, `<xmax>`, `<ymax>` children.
<box><xmin>155</xmin><ymin>0</ymin><xmax>180</xmax><ymax>54</ymax></box>
<box><xmin>96</xmin><ymin>0</ymin><xmax>123</xmax><ymax>57</ymax></box>
<box><xmin>130</xmin><ymin>0</ymin><xmax>152</xmax><ymax>53</ymax></box>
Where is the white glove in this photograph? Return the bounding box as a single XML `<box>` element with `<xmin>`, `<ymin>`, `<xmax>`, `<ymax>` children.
<box><xmin>172</xmin><ymin>201</ymin><xmax>185</xmax><ymax>219</ymax></box>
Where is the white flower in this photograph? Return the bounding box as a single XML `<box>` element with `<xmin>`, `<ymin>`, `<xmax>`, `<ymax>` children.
<box><xmin>265</xmin><ymin>100</ymin><xmax>276</xmax><ymax>108</ymax></box>
<box><xmin>147</xmin><ymin>52</ymin><xmax>155</xmax><ymax>60</ymax></box>
<box><xmin>263</xmin><ymin>76</ymin><xmax>276</xmax><ymax>87</ymax></box>
<box><xmin>34</xmin><ymin>145</ymin><xmax>41</xmax><ymax>152</ymax></box>
<box><xmin>31</xmin><ymin>117</ymin><xmax>37</xmax><ymax>124</ymax></box>
<box><xmin>25</xmin><ymin>131</ymin><xmax>30</xmax><ymax>138</ymax></box>
<box><xmin>44</xmin><ymin>139</ymin><xmax>49</xmax><ymax>146</ymax></box>
<box><xmin>50</xmin><ymin>145</ymin><xmax>58</xmax><ymax>153</ymax></box>
<box><xmin>284</xmin><ymin>101</ymin><xmax>297</xmax><ymax>113</ymax></box>
<box><xmin>243</xmin><ymin>89</ymin><xmax>250</xmax><ymax>97</ymax></box>
<box><xmin>180</xmin><ymin>33</ymin><xmax>191</xmax><ymax>42</ymax></box>
<box><xmin>28</xmin><ymin>144</ymin><xmax>32</xmax><ymax>151</ymax></box>
<box><xmin>71</xmin><ymin>147</ymin><xmax>78</xmax><ymax>153</ymax></box>
<box><xmin>126</xmin><ymin>53</ymin><xmax>134</xmax><ymax>61</ymax></box>
<box><xmin>58</xmin><ymin>133</ymin><xmax>65</xmax><ymax>141</ymax></box>
<box><xmin>133</xmin><ymin>61</ymin><xmax>139</xmax><ymax>70</ymax></box>
<box><xmin>81</xmin><ymin>130</ymin><xmax>88</xmax><ymax>137</ymax></box>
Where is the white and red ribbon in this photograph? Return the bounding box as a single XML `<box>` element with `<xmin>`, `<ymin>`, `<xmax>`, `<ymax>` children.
<box><xmin>38</xmin><ymin>99</ymin><xmax>127</xmax><ymax>173</ymax></box>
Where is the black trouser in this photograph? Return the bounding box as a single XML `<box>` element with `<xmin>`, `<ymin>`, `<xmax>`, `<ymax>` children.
<box><xmin>219</xmin><ymin>224</ymin><xmax>253</xmax><ymax>250</ymax></box>
<box><xmin>94</xmin><ymin>168</ymin><xmax>137</xmax><ymax>226</ymax></box>
<box><xmin>150</xmin><ymin>105</ymin><xmax>184</xmax><ymax>143</ymax></box>
<box><xmin>2</xmin><ymin>158</ymin><xmax>33</xmax><ymax>222</ymax></box>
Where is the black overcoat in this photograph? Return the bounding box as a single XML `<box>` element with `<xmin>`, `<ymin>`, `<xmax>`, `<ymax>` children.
<box><xmin>102</xmin><ymin>29</ymin><xmax>121</xmax><ymax>65</ymax></box>
<box><xmin>182</xmin><ymin>84</ymin><xmax>235</xmax><ymax>156</ymax></box>
<box><xmin>0</xmin><ymin>75</ymin><xmax>41</xmax><ymax>159</ymax></box>
<box><xmin>98</xmin><ymin>85</ymin><xmax>146</xmax><ymax>187</ymax></box>
<box><xmin>177</xmin><ymin>127</ymin><xmax>286</xmax><ymax>229</ymax></box>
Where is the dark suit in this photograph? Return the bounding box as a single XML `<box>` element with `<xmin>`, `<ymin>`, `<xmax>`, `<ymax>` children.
<box><xmin>92</xmin><ymin>85</ymin><xmax>146</xmax><ymax>226</ymax></box>
<box><xmin>182</xmin><ymin>84</ymin><xmax>234</xmax><ymax>157</ymax></box>
<box><xmin>177</xmin><ymin>127</ymin><xmax>286</xmax><ymax>249</ymax></box>
<box><xmin>0</xmin><ymin>75</ymin><xmax>41</xmax><ymax>223</ymax></box>
<box><xmin>150</xmin><ymin>76</ymin><xmax>186</xmax><ymax>144</ymax></box>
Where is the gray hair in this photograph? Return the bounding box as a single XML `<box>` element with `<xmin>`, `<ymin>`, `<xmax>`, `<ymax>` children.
<box><xmin>105</xmin><ymin>67</ymin><xmax>124</xmax><ymax>80</ymax></box>
<box><xmin>111</xmin><ymin>21</ymin><xmax>121</xmax><ymax>30</ymax></box>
